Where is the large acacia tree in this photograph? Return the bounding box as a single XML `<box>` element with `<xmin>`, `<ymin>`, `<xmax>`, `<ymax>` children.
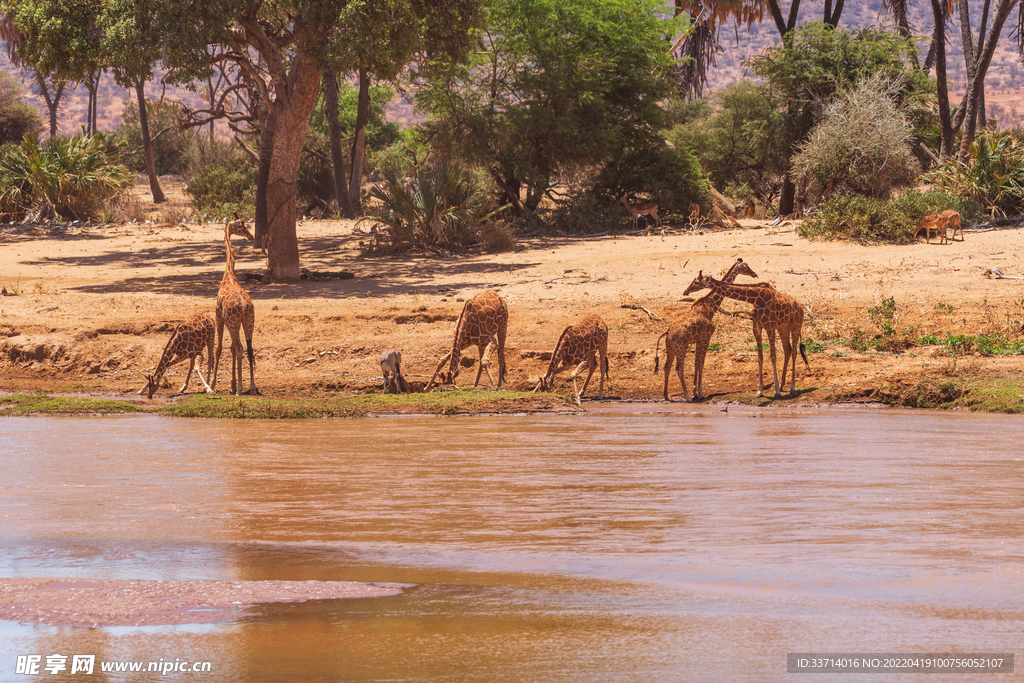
<box><xmin>9</xmin><ymin>0</ymin><xmax>483</xmax><ymax>281</ymax></box>
<box><xmin>417</xmin><ymin>0</ymin><xmax>683</xmax><ymax>215</ymax></box>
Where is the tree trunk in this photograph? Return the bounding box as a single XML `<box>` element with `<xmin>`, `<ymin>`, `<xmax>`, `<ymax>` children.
<box><xmin>348</xmin><ymin>67</ymin><xmax>370</xmax><ymax>213</ymax></box>
<box><xmin>779</xmin><ymin>175</ymin><xmax>796</xmax><ymax>216</ymax></box>
<box><xmin>323</xmin><ymin>66</ymin><xmax>355</xmax><ymax>219</ymax></box>
<box><xmin>956</xmin><ymin>0</ymin><xmax>1017</xmax><ymax>164</ymax></box>
<box><xmin>134</xmin><ymin>77</ymin><xmax>165</xmax><ymax>204</ymax></box>
<box><xmin>254</xmin><ymin>99</ymin><xmax>275</xmax><ymax>250</ymax></box>
<box><xmin>264</xmin><ymin>58</ymin><xmax>322</xmax><ymax>282</ymax></box>
<box><xmin>35</xmin><ymin>73</ymin><xmax>65</xmax><ymax>137</ymax></box>
<box><xmin>930</xmin><ymin>0</ymin><xmax>955</xmax><ymax>158</ymax></box>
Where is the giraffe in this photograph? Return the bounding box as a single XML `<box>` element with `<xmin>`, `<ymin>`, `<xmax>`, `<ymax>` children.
<box><xmin>687</xmin><ymin>272</ymin><xmax>810</xmax><ymax>398</ymax></box>
<box><xmin>213</xmin><ymin>213</ymin><xmax>259</xmax><ymax>395</ymax></box>
<box><xmin>653</xmin><ymin>258</ymin><xmax>758</xmax><ymax>401</ymax></box>
<box><xmin>138</xmin><ymin>312</ymin><xmax>215</xmax><ymax>399</ymax></box>
<box><xmin>533</xmin><ymin>313</ymin><xmax>609</xmax><ymax>404</ymax></box>
<box><xmin>426</xmin><ymin>290</ymin><xmax>508</xmax><ymax>391</ymax></box>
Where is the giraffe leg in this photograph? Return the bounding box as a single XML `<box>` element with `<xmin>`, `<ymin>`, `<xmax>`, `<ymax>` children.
<box><xmin>768</xmin><ymin>329</ymin><xmax>781</xmax><ymax>398</ymax></box>
<box><xmin>576</xmin><ymin>358</ymin><xmax>597</xmax><ymax>402</ymax></box>
<box><xmin>242</xmin><ymin>316</ymin><xmax>259</xmax><ymax>395</ymax></box>
<box><xmin>677</xmin><ymin>349</ymin><xmax>690</xmax><ymax>402</ymax></box>
<box><xmin>425</xmin><ymin>352</ymin><xmax>453</xmax><ymax>392</ymax></box>
<box><xmin>778</xmin><ymin>330</ymin><xmax>793</xmax><ymax>395</ymax></box>
<box><xmin>212</xmin><ymin>316</ymin><xmax>225</xmax><ymax>391</ymax></box>
<box><xmin>194</xmin><ymin>358</ymin><xmax>214</xmax><ymax>394</ymax></box>
<box><xmin>205</xmin><ymin>334</ymin><xmax>215</xmax><ymax>393</ymax></box>
<box><xmin>597</xmin><ymin>348</ymin><xmax>607</xmax><ymax>400</ymax></box>
<box><xmin>662</xmin><ymin>346</ymin><xmax>676</xmax><ymax>401</ymax></box>
<box><xmin>496</xmin><ymin>326</ymin><xmax>507</xmax><ymax>388</ymax></box>
<box><xmin>179</xmin><ymin>357</ymin><xmax>197</xmax><ymax>394</ymax></box>
<box><xmin>753</xmin><ymin>324</ymin><xmax>765</xmax><ymax>397</ymax></box>
<box><xmin>694</xmin><ymin>344</ymin><xmax>707</xmax><ymax>400</ymax></box>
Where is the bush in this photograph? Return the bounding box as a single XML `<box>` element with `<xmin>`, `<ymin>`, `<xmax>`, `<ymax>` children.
<box><xmin>367</xmin><ymin>163</ymin><xmax>509</xmax><ymax>251</ymax></box>
<box><xmin>923</xmin><ymin>130</ymin><xmax>1024</xmax><ymax>216</ymax></box>
<box><xmin>0</xmin><ymin>73</ymin><xmax>43</xmax><ymax>145</ymax></box>
<box><xmin>791</xmin><ymin>76</ymin><xmax>921</xmax><ymax>201</ymax></box>
<box><xmin>596</xmin><ymin>142</ymin><xmax>711</xmax><ymax>219</ymax></box>
<box><xmin>183</xmin><ymin>156</ymin><xmax>257</xmax><ymax>220</ymax></box>
<box><xmin>113</xmin><ymin>99</ymin><xmax>195</xmax><ymax>177</ymax></box>
<box><xmin>0</xmin><ymin>133</ymin><xmax>130</xmax><ymax>222</ymax></box>
<box><xmin>797</xmin><ymin>189</ymin><xmax>982</xmax><ymax>243</ymax></box>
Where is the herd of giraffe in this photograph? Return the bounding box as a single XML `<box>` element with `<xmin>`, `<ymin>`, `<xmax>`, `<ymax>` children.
<box><xmin>141</xmin><ymin>225</ymin><xmax>808</xmax><ymax>403</ymax></box>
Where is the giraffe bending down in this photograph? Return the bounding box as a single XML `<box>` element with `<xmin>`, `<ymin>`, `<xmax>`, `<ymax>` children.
<box><xmin>619</xmin><ymin>193</ymin><xmax>662</xmax><ymax>236</ymax></box>
<box><xmin>213</xmin><ymin>213</ymin><xmax>259</xmax><ymax>396</ymax></box>
<box><xmin>653</xmin><ymin>258</ymin><xmax>758</xmax><ymax>401</ymax></box>
<box><xmin>426</xmin><ymin>290</ymin><xmax>508</xmax><ymax>391</ymax></box>
<box><xmin>687</xmin><ymin>272</ymin><xmax>810</xmax><ymax>398</ymax></box>
<box><xmin>138</xmin><ymin>312</ymin><xmax>215</xmax><ymax>399</ymax></box>
<box><xmin>533</xmin><ymin>314</ymin><xmax>609</xmax><ymax>404</ymax></box>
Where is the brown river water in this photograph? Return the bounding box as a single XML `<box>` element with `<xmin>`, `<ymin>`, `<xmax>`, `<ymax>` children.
<box><xmin>0</xmin><ymin>406</ymin><xmax>1021</xmax><ymax>681</ymax></box>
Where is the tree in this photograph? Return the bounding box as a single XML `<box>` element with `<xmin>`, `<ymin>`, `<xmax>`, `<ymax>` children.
<box><xmin>0</xmin><ymin>71</ymin><xmax>43</xmax><ymax>144</ymax></box>
<box><xmin>0</xmin><ymin>13</ymin><xmax>67</xmax><ymax>137</ymax></box>
<box><xmin>745</xmin><ymin>22</ymin><xmax>929</xmax><ymax>214</ymax></box>
<box><xmin>670</xmin><ymin>0</ymin><xmax>849</xmax><ymax>97</ymax></box>
<box><xmin>417</xmin><ymin>0</ymin><xmax>682</xmax><ymax>215</ymax></box>
<box><xmin>8</xmin><ymin>0</ymin><xmax>483</xmax><ymax>281</ymax></box>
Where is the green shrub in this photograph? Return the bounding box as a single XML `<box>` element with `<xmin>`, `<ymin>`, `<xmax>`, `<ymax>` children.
<box><xmin>113</xmin><ymin>99</ymin><xmax>194</xmax><ymax>176</ymax></box>
<box><xmin>546</xmin><ymin>191</ymin><xmax>625</xmax><ymax>235</ymax></box>
<box><xmin>367</xmin><ymin>163</ymin><xmax>508</xmax><ymax>251</ymax></box>
<box><xmin>183</xmin><ymin>156</ymin><xmax>257</xmax><ymax>220</ymax></box>
<box><xmin>0</xmin><ymin>73</ymin><xmax>43</xmax><ymax>145</ymax></box>
<box><xmin>791</xmin><ymin>76</ymin><xmax>920</xmax><ymax>200</ymax></box>
<box><xmin>797</xmin><ymin>189</ymin><xmax>983</xmax><ymax>243</ymax></box>
<box><xmin>0</xmin><ymin>133</ymin><xmax>131</xmax><ymax>222</ymax></box>
<box><xmin>923</xmin><ymin>130</ymin><xmax>1024</xmax><ymax>216</ymax></box>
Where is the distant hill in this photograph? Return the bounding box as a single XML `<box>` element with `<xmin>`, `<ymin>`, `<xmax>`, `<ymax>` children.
<box><xmin>3</xmin><ymin>0</ymin><xmax>1023</xmax><ymax>133</ymax></box>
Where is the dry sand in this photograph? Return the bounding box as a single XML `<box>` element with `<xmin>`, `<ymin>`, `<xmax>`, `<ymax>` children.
<box><xmin>3</xmin><ymin>182</ymin><xmax>1024</xmax><ymax>405</ymax></box>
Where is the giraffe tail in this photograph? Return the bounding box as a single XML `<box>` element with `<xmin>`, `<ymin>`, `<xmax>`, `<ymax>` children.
<box><xmin>799</xmin><ymin>342</ymin><xmax>809</xmax><ymax>369</ymax></box>
<box><xmin>246</xmin><ymin>337</ymin><xmax>255</xmax><ymax>367</ymax></box>
<box><xmin>653</xmin><ymin>332</ymin><xmax>667</xmax><ymax>374</ymax></box>
<box><xmin>604</xmin><ymin>355</ymin><xmax>609</xmax><ymax>376</ymax></box>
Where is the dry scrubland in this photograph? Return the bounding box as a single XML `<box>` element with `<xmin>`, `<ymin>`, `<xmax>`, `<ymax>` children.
<box><xmin>3</xmin><ymin>181</ymin><xmax>1024</xmax><ymax>413</ymax></box>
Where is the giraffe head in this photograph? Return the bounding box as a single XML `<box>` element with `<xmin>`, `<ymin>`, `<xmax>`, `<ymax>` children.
<box><xmin>144</xmin><ymin>372</ymin><xmax>160</xmax><ymax>399</ymax></box>
<box><xmin>682</xmin><ymin>270</ymin><xmax>713</xmax><ymax>296</ymax></box>
<box><xmin>731</xmin><ymin>258</ymin><xmax>758</xmax><ymax>280</ymax></box>
<box><xmin>226</xmin><ymin>212</ymin><xmax>254</xmax><ymax>242</ymax></box>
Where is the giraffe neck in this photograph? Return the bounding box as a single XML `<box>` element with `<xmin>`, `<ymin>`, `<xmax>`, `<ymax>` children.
<box><xmin>705</xmin><ymin>278</ymin><xmax>766</xmax><ymax>304</ymax></box>
<box><xmin>544</xmin><ymin>327</ymin><xmax>573</xmax><ymax>381</ymax></box>
<box><xmin>223</xmin><ymin>230</ymin><xmax>238</xmax><ymax>285</ymax></box>
<box><xmin>149</xmin><ymin>332</ymin><xmax>178</xmax><ymax>387</ymax></box>
<box><xmin>448</xmin><ymin>303</ymin><xmax>472</xmax><ymax>378</ymax></box>
<box><xmin>698</xmin><ymin>262</ymin><xmax>743</xmax><ymax>314</ymax></box>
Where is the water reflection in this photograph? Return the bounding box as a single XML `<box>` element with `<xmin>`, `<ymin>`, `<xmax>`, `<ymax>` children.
<box><xmin>1</xmin><ymin>408</ymin><xmax>1021</xmax><ymax>681</ymax></box>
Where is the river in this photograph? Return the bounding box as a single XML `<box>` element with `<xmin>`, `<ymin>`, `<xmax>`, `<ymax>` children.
<box><xmin>1</xmin><ymin>406</ymin><xmax>1021</xmax><ymax>681</ymax></box>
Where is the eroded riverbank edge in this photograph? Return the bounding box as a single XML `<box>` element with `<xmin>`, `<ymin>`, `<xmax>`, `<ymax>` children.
<box><xmin>2</xmin><ymin>372</ymin><xmax>1023</xmax><ymax>416</ymax></box>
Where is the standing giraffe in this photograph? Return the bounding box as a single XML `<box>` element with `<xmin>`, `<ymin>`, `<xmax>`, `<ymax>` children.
<box><xmin>138</xmin><ymin>312</ymin><xmax>215</xmax><ymax>399</ymax></box>
<box><xmin>213</xmin><ymin>214</ymin><xmax>259</xmax><ymax>395</ymax></box>
<box><xmin>426</xmin><ymin>290</ymin><xmax>508</xmax><ymax>391</ymax></box>
<box><xmin>533</xmin><ymin>314</ymin><xmax>609</xmax><ymax>404</ymax></box>
<box><xmin>687</xmin><ymin>272</ymin><xmax>809</xmax><ymax>398</ymax></box>
<box><xmin>654</xmin><ymin>258</ymin><xmax>758</xmax><ymax>401</ymax></box>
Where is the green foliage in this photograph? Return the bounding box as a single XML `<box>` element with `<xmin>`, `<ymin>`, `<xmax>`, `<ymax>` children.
<box><xmin>595</xmin><ymin>143</ymin><xmax>711</xmax><ymax>218</ymax></box>
<box><xmin>183</xmin><ymin>156</ymin><xmax>257</xmax><ymax>220</ymax></box>
<box><xmin>665</xmin><ymin>81</ymin><xmax>787</xmax><ymax>205</ymax></box>
<box><xmin>797</xmin><ymin>189</ymin><xmax>982</xmax><ymax>243</ymax></box>
<box><xmin>417</xmin><ymin>0</ymin><xmax>681</xmax><ymax>212</ymax></box>
<box><xmin>0</xmin><ymin>73</ymin><xmax>44</xmax><ymax>145</ymax></box>
<box><xmin>792</xmin><ymin>76</ymin><xmax>921</xmax><ymax>200</ymax></box>
<box><xmin>0</xmin><ymin>133</ymin><xmax>131</xmax><ymax>221</ymax></box>
<box><xmin>113</xmin><ymin>98</ymin><xmax>195</xmax><ymax>176</ymax></box>
<box><xmin>917</xmin><ymin>332</ymin><xmax>1024</xmax><ymax>356</ymax></box>
<box><xmin>367</xmin><ymin>163</ymin><xmax>508</xmax><ymax>251</ymax></box>
<box><xmin>922</xmin><ymin>130</ymin><xmax>1024</xmax><ymax>217</ymax></box>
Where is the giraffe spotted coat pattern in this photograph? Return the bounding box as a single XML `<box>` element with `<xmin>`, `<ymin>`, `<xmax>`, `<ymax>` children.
<box><xmin>534</xmin><ymin>313</ymin><xmax>609</xmax><ymax>404</ymax></box>
<box><xmin>139</xmin><ymin>312</ymin><xmax>215</xmax><ymax>399</ymax></box>
<box><xmin>426</xmin><ymin>290</ymin><xmax>508</xmax><ymax>391</ymax></box>
<box><xmin>654</xmin><ymin>258</ymin><xmax>757</xmax><ymax>401</ymax></box>
<box><xmin>213</xmin><ymin>214</ymin><xmax>259</xmax><ymax>396</ymax></box>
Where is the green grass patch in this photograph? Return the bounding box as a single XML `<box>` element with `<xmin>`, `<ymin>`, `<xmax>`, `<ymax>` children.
<box><xmin>0</xmin><ymin>394</ymin><xmax>145</xmax><ymax>415</ymax></box>
<box><xmin>916</xmin><ymin>332</ymin><xmax>1024</xmax><ymax>356</ymax></box>
<box><xmin>161</xmin><ymin>388</ymin><xmax>568</xmax><ymax>419</ymax></box>
<box><xmin>881</xmin><ymin>376</ymin><xmax>1024</xmax><ymax>413</ymax></box>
